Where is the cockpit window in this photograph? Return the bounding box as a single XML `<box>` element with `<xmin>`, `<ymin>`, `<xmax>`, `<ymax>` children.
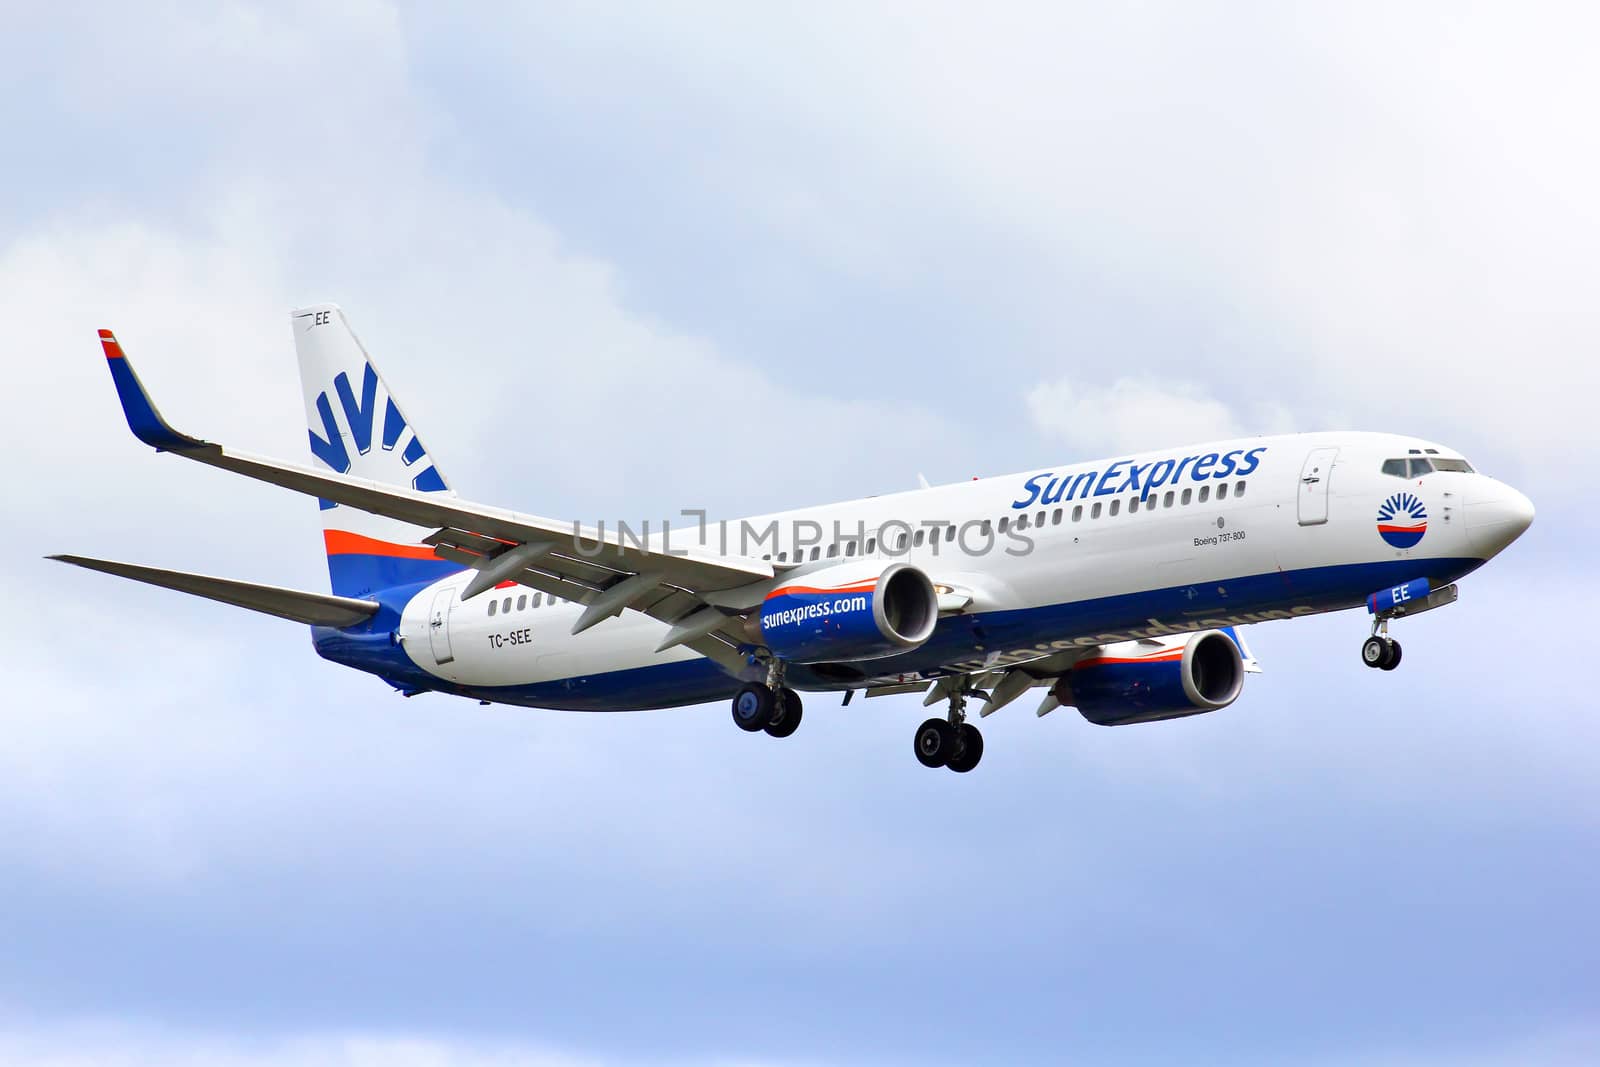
<box><xmin>1384</xmin><ymin>456</ymin><xmax>1474</xmax><ymax>478</ymax></box>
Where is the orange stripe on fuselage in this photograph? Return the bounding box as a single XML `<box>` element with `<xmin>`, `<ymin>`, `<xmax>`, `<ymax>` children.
<box><xmin>323</xmin><ymin>529</ymin><xmax>442</xmax><ymax>560</ymax></box>
<box><xmin>1073</xmin><ymin>651</ymin><xmax>1185</xmax><ymax>670</ymax></box>
<box><xmin>765</xmin><ymin>580</ymin><xmax>879</xmax><ymax>601</ymax></box>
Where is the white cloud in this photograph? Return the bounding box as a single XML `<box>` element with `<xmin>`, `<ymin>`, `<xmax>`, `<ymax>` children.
<box><xmin>1</xmin><ymin>1016</ymin><xmax>1594</xmax><ymax>1067</ymax></box>
<box><xmin>1025</xmin><ymin>374</ymin><xmax>1296</xmax><ymax>456</ymax></box>
<box><xmin>0</xmin><ymin>1024</ymin><xmax>600</xmax><ymax>1067</ymax></box>
<box><xmin>470</xmin><ymin>2</ymin><xmax>1597</xmax><ymax>488</ymax></box>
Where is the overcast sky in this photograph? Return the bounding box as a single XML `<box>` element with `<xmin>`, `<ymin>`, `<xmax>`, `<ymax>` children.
<box><xmin>2</xmin><ymin>3</ymin><xmax>1597</xmax><ymax>1064</ymax></box>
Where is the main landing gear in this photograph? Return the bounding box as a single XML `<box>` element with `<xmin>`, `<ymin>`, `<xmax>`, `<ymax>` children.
<box><xmin>730</xmin><ymin>660</ymin><xmax>804</xmax><ymax>738</ymax></box>
<box><xmin>1361</xmin><ymin>621</ymin><xmax>1403</xmax><ymax>671</ymax></box>
<box><xmin>914</xmin><ymin>684</ymin><xmax>983</xmax><ymax>773</ymax></box>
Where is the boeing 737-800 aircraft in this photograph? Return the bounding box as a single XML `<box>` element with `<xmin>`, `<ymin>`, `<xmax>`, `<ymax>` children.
<box><xmin>55</xmin><ymin>306</ymin><xmax>1535</xmax><ymax>772</ymax></box>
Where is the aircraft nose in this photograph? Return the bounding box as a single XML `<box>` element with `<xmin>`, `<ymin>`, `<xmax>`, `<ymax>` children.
<box><xmin>1463</xmin><ymin>477</ymin><xmax>1535</xmax><ymax>557</ymax></box>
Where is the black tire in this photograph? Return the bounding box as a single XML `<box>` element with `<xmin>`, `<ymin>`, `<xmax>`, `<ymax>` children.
<box><xmin>1380</xmin><ymin>639</ymin><xmax>1403</xmax><ymax>671</ymax></box>
<box><xmin>914</xmin><ymin>718</ymin><xmax>957</xmax><ymax>768</ymax></box>
<box><xmin>765</xmin><ymin>688</ymin><xmax>804</xmax><ymax>738</ymax></box>
<box><xmin>732</xmin><ymin>683</ymin><xmax>775</xmax><ymax>732</ymax></box>
<box><xmin>947</xmin><ymin>723</ymin><xmax>984</xmax><ymax>773</ymax></box>
<box><xmin>1361</xmin><ymin>636</ymin><xmax>1388</xmax><ymax>669</ymax></box>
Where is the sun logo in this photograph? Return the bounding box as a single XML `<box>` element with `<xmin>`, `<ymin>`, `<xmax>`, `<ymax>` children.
<box><xmin>307</xmin><ymin>362</ymin><xmax>447</xmax><ymax>510</ymax></box>
<box><xmin>1376</xmin><ymin>492</ymin><xmax>1428</xmax><ymax>549</ymax></box>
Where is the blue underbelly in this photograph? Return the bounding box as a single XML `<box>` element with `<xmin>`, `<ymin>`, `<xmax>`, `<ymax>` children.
<box><xmin>389</xmin><ymin>555</ymin><xmax>1484</xmax><ymax>711</ymax></box>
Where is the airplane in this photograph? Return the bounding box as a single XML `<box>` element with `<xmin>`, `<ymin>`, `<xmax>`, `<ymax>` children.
<box><xmin>53</xmin><ymin>305</ymin><xmax>1535</xmax><ymax>773</ymax></box>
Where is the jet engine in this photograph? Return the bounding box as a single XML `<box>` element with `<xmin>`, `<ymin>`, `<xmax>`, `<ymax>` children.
<box><xmin>1056</xmin><ymin>629</ymin><xmax>1245</xmax><ymax>726</ymax></box>
<box><xmin>757</xmin><ymin>562</ymin><xmax>939</xmax><ymax>664</ymax></box>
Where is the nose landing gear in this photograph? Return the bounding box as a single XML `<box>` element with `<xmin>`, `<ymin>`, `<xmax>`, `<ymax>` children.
<box><xmin>1360</xmin><ymin>580</ymin><xmax>1457</xmax><ymax>672</ymax></box>
<box><xmin>1361</xmin><ymin>622</ymin><xmax>1403</xmax><ymax>671</ymax></box>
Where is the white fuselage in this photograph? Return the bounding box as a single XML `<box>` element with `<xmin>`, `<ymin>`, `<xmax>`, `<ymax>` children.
<box><xmin>391</xmin><ymin>431</ymin><xmax>1530</xmax><ymax>708</ymax></box>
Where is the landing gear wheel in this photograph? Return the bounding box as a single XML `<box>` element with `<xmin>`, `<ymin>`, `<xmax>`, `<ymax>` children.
<box><xmin>946</xmin><ymin>723</ymin><xmax>984</xmax><ymax>773</ymax></box>
<box><xmin>765</xmin><ymin>688</ymin><xmax>803</xmax><ymax>738</ymax></box>
<box><xmin>1379</xmin><ymin>639</ymin><xmax>1403</xmax><ymax>671</ymax></box>
<box><xmin>732</xmin><ymin>683</ymin><xmax>775</xmax><ymax>732</ymax></box>
<box><xmin>914</xmin><ymin>718</ymin><xmax>958</xmax><ymax>768</ymax></box>
<box><xmin>1361</xmin><ymin>636</ymin><xmax>1389</xmax><ymax>669</ymax></box>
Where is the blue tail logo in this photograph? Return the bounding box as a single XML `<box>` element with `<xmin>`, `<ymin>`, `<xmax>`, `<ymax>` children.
<box><xmin>308</xmin><ymin>362</ymin><xmax>447</xmax><ymax>509</ymax></box>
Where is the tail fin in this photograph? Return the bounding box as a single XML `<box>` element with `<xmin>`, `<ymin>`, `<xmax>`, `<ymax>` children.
<box><xmin>291</xmin><ymin>304</ymin><xmax>463</xmax><ymax>597</ymax></box>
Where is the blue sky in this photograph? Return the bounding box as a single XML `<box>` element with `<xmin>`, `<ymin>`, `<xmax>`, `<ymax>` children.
<box><xmin>2</xmin><ymin>3</ymin><xmax>1597</xmax><ymax>1064</ymax></box>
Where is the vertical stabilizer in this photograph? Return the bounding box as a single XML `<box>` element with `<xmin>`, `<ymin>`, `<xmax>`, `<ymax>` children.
<box><xmin>291</xmin><ymin>304</ymin><xmax>463</xmax><ymax>597</ymax></box>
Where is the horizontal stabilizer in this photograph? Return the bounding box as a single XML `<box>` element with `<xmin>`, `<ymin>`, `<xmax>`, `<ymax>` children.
<box><xmin>48</xmin><ymin>555</ymin><xmax>380</xmax><ymax>628</ymax></box>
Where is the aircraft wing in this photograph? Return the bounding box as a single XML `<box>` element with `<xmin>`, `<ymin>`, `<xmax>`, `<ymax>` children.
<box><xmin>99</xmin><ymin>332</ymin><xmax>774</xmax><ymax>672</ymax></box>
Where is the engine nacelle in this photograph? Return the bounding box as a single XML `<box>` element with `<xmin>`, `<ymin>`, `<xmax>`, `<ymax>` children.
<box><xmin>758</xmin><ymin>562</ymin><xmax>939</xmax><ymax>664</ymax></box>
<box><xmin>1057</xmin><ymin>629</ymin><xmax>1245</xmax><ymax>726</ymax></box>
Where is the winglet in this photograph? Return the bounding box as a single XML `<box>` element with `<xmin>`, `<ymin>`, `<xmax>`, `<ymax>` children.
<box><xmin>98</xmin><ymin>330</ymin><xmax>205</xmax><ymax>452</ymax></box>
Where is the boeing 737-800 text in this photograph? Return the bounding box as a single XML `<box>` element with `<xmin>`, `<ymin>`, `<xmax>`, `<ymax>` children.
<box><xmin>54</xmin><ymin>306</ymin><xmax>1535</xmax><ymax>772</ymax></box>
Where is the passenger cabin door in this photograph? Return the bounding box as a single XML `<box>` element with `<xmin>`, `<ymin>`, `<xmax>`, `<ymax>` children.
<box><xmin>428</xmin><ymin>586</ymin><xmax>456</xmax><ymax>664</ymax></box>
<box><xmin>1297</xmin><ymin>447</ymin><xmax>1339</xmax><ymax>526</ymax></box>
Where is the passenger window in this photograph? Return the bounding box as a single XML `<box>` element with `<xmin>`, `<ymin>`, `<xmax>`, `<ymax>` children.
<box><xmin>1181</xmin><ymin>488</ymin><xmax>1192</xmax><ymax>505</ymax></box>
<box><xmin>1015</xmin><ymin>514</ymin><xmax>1028</xmax><ymax>530</ymax></box>
<box><xmin>1036</xmin><ymin>510</ymin><xmax>1046</xmax><ymax>527</ymax></box>
<box><xmin>866</xmin><ymin>538</ymin><xmax>877</xmax><ymax>553</ymax></box>
<box><xmin>1109</xmin><ymin>500</ymin><xmax>1120</xmax><ymax>516</ymax></box>
<box><xmin>517</xmin><ymin>595</ymin><xmax>527</xmax><ymax>611</ymax></box>
<box><xmin>1381</xmin><ymin>458</ymin><xmax>1409</xmax><ymax>478</ymax></box>
<box><xmin>846</xmin><ymin>541</ymin><xmax>857</xmax><ymax>557</ymax></box>
<box><xmin>914</xmin><ymin>530</ymin><xmax>926</xmax><ymax>547</ymax></box>
<box><xmin>1129</xmin><ymin>498</ymin><xmax>1139</xmax><ymax>513</ymax></box>
<box><xmin>1164</xmin><ymin>491</ymin><xmax>1174</xmax><ymax>507</ymax></box>
<box><xmin>1198</xmin><ymin>485</ymin><xmax>1210</xmax><ymax>503</ymax></box>
<box><xmin>487</xmin><ymin>600</ymin><xmax>497</xmax><ymax>617</ymax></box>
<box><xmin>533</xmin><ymin>592</ymin><xmax>542</xmax><ymax>607</ymax></box>
<box><xmin>810</xmin><ymin>547</ymin><xmax>820</xmax><ymax>561</ymax></box>
<box><xmin>777</xmin><ymin>551</ymin><xmax>786</xmax><ymax>563</ymax></box>
<box><xmin>1052</xmin><ymin>508</ymin><xmax>1063</xmax><ymax>525</ymax></box>
<box><xmin>827</xmin><ymin>543</ymin><xmax>838</xmax><ymax>558</ymax></box>
<box><xmin>502</xmin><ymin>597</ymin><xmax>513</xmax><ymax>613</ymax></box>
<box><xmin>1235</xmin><ymin>481</ymin><xmax>1246</xmax><ymax>497</ymax></box>
<box><xmin>945</xmin><ymin>525</ymin><xmax>956</xmax><ymax>543</ymax></box>
<box><xmin>1072</xmin><ymin>505</ymin><xmax>1083</xmax><ymax>522</ymax></box>
<box><xmin>1091</xmin><ymin>502</ymin><xmax>1102</xmax><ymax>519</ymax></box>
<box><xmin>981</xmin><ymin>520</ymin><xmax>992</xmax><ymax>536</ymax></box>
<box><xmin>1217</xmin><ymin>483</ymin><xmax>1228</xmax><ymax>500</ymax></box>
